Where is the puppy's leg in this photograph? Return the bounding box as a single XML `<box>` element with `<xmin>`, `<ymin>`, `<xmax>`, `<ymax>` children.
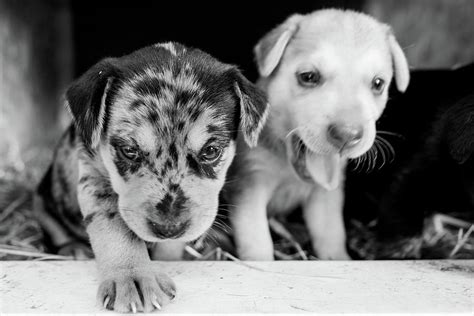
<box><xmin>87</xmin><ymin>212</ymin><xmax>175</xmax><ymax>313</ymax></box>
<box><xmin>303</xmin><ymin>186</ymin><xmax>350</xmax><ymax>260</ymax></box>
<box><xmin>34</xmin><ymin>194</ymin><xmax>93</xmax><ymax>259</ymax></box>
<box><xmin>150</xmin><ymin>241</ymin><xmax>186</xmax><ymax>261</ymax></box>
<box><xmin>33</xmin><ymin>194</ymin><xmax>72</xmax><ymax>247</ymax></box>
<box><xmin>230</xmin><ymin>178</ymin><xmax>276</xmax><ymax>260</ymax></box>
<box><xmin>79</xmin><ymin>167</ymin><xmax>174</xmax><ymax>312</ymax></box>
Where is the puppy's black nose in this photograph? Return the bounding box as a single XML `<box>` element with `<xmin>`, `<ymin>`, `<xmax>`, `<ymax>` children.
<box><xmin>147</xmin><ymin>220</ymin><xmax>190</xmax><ymax>239</ymax></box>
<box><xmin>327</xmin><ymin>124</ymin><xmax>363</xmax><ymax>149</ymax></box>
<box><xmin>156</xmin><ymin>192</ymin><xmax>187</xmax><ymax>215</ymax></box>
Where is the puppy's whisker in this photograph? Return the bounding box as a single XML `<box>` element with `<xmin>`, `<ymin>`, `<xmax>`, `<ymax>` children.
<box><xmin>204</xmin><ymin>229</ymin><xmax>218</xmax><ymax>246</ymax></box>
<box><xmin>377</xmin><ymin>135</ymin><xmax>396</xmax><ymax>162</ymax></box>
<box><xmin>215</xmin><ymin>213</ymin><xmax>229</xmax><ymax>220</ymax></box>
<box><xmin>216</xmin><ymin>208</ymin><xmax>232</xmax><ymax>214</ymax></box>
<box><xmin>212</xmin><ymin>219</ymin><xmax>231</xmax><ymax>233</ymax></box>
<box><xmin>377</xmin><ymin>136</ymin><xmax>392</xmax><ymax>165</ymax></box>
<box><xmin>355</xmin><ymin>156</ymin><xmax>363</xmax><ymax>172</ymax></box>
<box><xmin>216</xmin><ymin>210</ymin><xmax>231</xmax><ymax>217</ymax></box>
<box><xmin>377</xmin><ymin>130</ymin><xmax>402</xmax><ymax>137</ymax></box>
<box><xmin>351</xmin><ymin>153</ymin><xmax>363</xmax><ymax>172</ymax></box>
<box><xmin>367</xmin><ymin>147</ymin><xmax>375</xmax><ymax>172</ymax></box>
<box><xmin>218</xmin><ymin>203</ymin><xmax>238</xmax><ymax>208</ymax></box>
<box><xmin>224</xmin><ymin>178</ymin><xmax>243</xmax><ymax>185</ymax></box>
<box><xmin>285</xmin><ymin>127</ymin><xmax>301</xmax><ymax>139</ymax></box>
<box><xmin>376</xmin><ymin>139</ymin><xmax>387</xmax><ymax>169</ymax></box>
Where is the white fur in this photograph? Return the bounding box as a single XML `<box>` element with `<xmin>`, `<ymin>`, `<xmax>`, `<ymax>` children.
<box><xmin>154</xmin><ymin>42</ymin><xmax>178</xmax><ymax>56</ymax></box>
<box><xmin>187</xmin><ymin>110</ymin><xmax>213</xmax><ymax>151</ymax></box>
<box><xmin>231</xmin><ymin>9</ymin><xmax>410</xmax><ymax>260</ymax></box>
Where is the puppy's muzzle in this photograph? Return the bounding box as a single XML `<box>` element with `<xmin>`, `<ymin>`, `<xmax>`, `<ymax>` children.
<box><xmin>147</xmin><ymin>219</ymin><xmax>190</xmax><ymax>239</ymax></box>
<box><xmin>327</xmin><ymin>123</ymin><xmax>363</xmax><ymax>150</ymax></box>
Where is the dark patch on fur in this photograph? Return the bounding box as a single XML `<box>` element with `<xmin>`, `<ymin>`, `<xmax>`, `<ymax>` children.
<box><xmin>110</xmin><ymin>136</ymin><xmax>143</xmax><ymax>179</ymax></box>
<box><xmin>147</xmin><ymin>110</ymin><xmax>159</xmax><ymax>124</ymax></box>
<box><xmin>83</xmin><ymin>213</ymin><xmax>96</xmax><ymax>226</ymax></box>
<box><xmin>129</xmin><ymin>100</ymin><xmax>144</xmax><ymax>110</ymax></box>
<box><xmin>95</xmin><ymin>190</ymin><xmax>113</xmax><ymax>200</ymax></box>
<box><xmin>177</xmin><ymin>121</ymin><xmax>185</xmax><ymax>132</ymax></box>
<box><xmin>186</xmin><ymin>154</ymin><xmax>217</xmax><ymax>179</ymax></box>
<box><xmin>206</xmin><ymin>124</ymin><xmax>220</xmax><ymax>134</ymax></box>
<box><xmin>84</xmin><ymin>209</ymin><xmax>118</xmax><ymax>227</ymax></box>
<box><xmin>79</xmin><ymin>176</ymin><xmax>90</xmax><ymax>184</ymax></box>
<box><xmin>155</xmin><ymin>186</ymin><xmax>188</xmax><ymax>215</ymax></box>
<box><xmin>169</xmin><ymin>183</ymin><xmax>179</xmax><ymax>192</ymax></box>
<box><xmin>169</xmin><ymin>143</ymin><xmax>178</xmax><ymax>163</ymax></box>
<box><xmin>133</xmin><ymin>77</ymin><xmax>174</xmax><ymax>98</ymax></box>
<box><xmin>189</xmin><ymin>108</ymin><xmax>202</xmax><ymax>123</ymax></box>
<box><xmin>164</xmin><ymin>159</ymin><xmax>173</xmax><ymax>170</ymax></box>
<box><xmin>156</xmin><ymin>193</ymin><xmax>173</xmax><ymax>214</ymax></box>
<box><xmin>174</xmin><ymin>89</ymin><xmax>198</xmax><ymax>107</ymax></box>
<box><xmin>156</xmin><ymin>147</ymin><xmax>163</xmax><ymax>158</ymax></box>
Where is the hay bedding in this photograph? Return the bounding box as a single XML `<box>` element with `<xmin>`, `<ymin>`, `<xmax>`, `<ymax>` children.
<box><xmin>1</xmin><ymin>149</ymin><xmax>473</xmax><ymax>261</ymax></box>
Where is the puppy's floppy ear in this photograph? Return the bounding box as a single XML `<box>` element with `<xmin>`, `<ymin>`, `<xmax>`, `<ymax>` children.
<box><xmin>232</xmin><ymin>71</ymin><xmax>269</xmax><ymax>147</ymax></box>
<box><xmin>66</xmin><ymin>58</ymin><xmax>119</xmax><ymax>149</ymax></box>
<box><xmin>254</xmin><ymin>14</ymin><xmax>303</xmax><ymax>77</ymax></box>
<box><xmin>387</xmin><ymin>30</ymin><xmax>410</xmax><ymax>92</ymax></box>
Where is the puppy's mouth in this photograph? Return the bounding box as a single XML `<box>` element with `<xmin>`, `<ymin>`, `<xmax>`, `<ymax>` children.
<box><xmin>289</xmin><ymin>134</ymin><xmax>342</xmax><ymax>190</ymax></box>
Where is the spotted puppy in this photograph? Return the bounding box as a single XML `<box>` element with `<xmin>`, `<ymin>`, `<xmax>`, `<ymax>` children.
<box><xmin>35</xmin><ymin>42</ymin><xmax>267</xmax><ymax>312</ymax></box>
<box><xmin>229</xmin><ymin>9</ymin><xmax>409</xmax><ymax>260</ymax></box>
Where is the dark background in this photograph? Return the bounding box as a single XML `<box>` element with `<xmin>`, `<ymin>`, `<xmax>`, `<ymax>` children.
<box><xmin>71</xmin><ymin>1</ymin><xmax>363</xmax><ymax>80</ymax></box>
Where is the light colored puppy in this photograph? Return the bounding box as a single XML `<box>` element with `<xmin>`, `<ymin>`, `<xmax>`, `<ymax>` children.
<box><xmin>229</xmin><ymin>9</ymin><xmax>410</xmax><ymax>260</ymax></box>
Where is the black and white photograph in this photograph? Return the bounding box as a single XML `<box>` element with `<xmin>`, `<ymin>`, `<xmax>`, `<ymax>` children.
<box><xmin>0</xmin><ymin>0</ymin><xmax>473</xmax><ymax>314</ymax></box>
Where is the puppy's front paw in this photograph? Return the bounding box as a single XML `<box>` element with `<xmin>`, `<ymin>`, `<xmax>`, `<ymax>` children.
<box><xmin>98</xmin><ymin>267</ymin><xmax>176</xmax><ymax>313</ymax></box>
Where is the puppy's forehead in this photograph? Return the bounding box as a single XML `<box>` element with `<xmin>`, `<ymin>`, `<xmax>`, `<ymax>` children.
<box><xmin>108</xmin><ymin>42</ymin><xmax>238</xmax><ymax>148</ymax></box>
<box><xmin>285</xmin><ymin>13</ymin><xmax>392</xmax><ymax>77</ymax></box>
<box><xmin>290</xmin><ymin>10</ymin><xmax>389</xmax><ymax>58</ymax></box>
<box><xmin>117</xmin><ymin>42</ymin><xmax>232</xmax><ymax>99</ymax></box>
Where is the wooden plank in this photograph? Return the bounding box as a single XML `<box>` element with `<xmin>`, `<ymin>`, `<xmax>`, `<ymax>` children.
<box><xmin>0</xmin><ymin>260</ymin><xmax>472</xmax><ymax>314</ymax></box>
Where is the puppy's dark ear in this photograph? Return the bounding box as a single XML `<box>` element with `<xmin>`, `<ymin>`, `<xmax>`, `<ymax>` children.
<box><xmin>254</xmin><ymin>14</ymin><xmax>303</xmax><ymax>77</ymax></box>
<box><xmin>66</xmin><ymin>58</ymin><xmax>118</xmax><ymax>149</ymax></box>
<box><xmin>232</xmin><ymin>71</ymin><xmax>269</xmax><ymax>147</ymax></box>
<box><xmin>445</xmin><ymin>96</ymin><xmax>474</xmax><ymax>164</ymax></box>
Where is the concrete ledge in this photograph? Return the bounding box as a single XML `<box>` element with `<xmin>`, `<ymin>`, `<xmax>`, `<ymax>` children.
<box><xmin>1</xmin><ymin>260</ymin><xmax>472</xmax><ymax>314</ymax></box>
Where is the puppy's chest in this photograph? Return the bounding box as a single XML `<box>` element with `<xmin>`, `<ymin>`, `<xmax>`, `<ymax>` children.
<box><xmin>245</xmin><ymin>144</ymin><xmax>314</xmax><ymax>215</ymax></box>
<box><xmin>267</xmin><ymin>169</ymin><xmax>314</xmax><ymax>215</ymax></box>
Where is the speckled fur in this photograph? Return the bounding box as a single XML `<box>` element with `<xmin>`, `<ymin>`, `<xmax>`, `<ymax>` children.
<box><xmin>35</xmin><ymin>42</ymin><xmax>267</xmax><ymax>313</ymax></box>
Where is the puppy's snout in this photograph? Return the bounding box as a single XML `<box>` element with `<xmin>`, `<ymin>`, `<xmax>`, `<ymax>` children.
<box><xmin>147</xmin><ymin>219</ymin><xmax>190</xmax><ymax>239</ymax></box>
<box><xmin>155</xmin><ymin>192</ymin><xmax>187</xmax><ymax>215</ymax></box>
<box><xmin>327</xmin><ymin>124</ymin><xmax>363</xmax><ymax>149</ymax></box>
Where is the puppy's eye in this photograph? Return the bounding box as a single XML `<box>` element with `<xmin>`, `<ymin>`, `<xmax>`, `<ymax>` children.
<box><xmin>297</xmin><ymin>70</ymin><xmax>322</xmax><ymax>87</ymax></box>
<box><xmin>371</xmin><ymin>77</ymin><xmax>385</xmax><ymax>95</ymax></box>
<box><xmin>119</xmin><ymin>146</ymin><xmax>140</xmax><ymax>162</ymax></box>
<box><xmin>199</xmin><ymin>145</ymin><xmax>222</xmax><ymax>163</ymax></box>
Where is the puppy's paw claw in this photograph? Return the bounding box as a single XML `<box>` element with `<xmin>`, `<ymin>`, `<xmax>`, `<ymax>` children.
<box><xmin>103</xmin><ymin>296</ymin><xmax>110</xmax><ymax>309</ymax></box>
<box><xmin>152</xmin><ymin>297</ymin><xmax>161</xmax><ymax>310</ymax></box>
<box><xmin>97</xmin><ymin>269</ymin><xmax>176</xmax><ymax>313</ymax></box>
